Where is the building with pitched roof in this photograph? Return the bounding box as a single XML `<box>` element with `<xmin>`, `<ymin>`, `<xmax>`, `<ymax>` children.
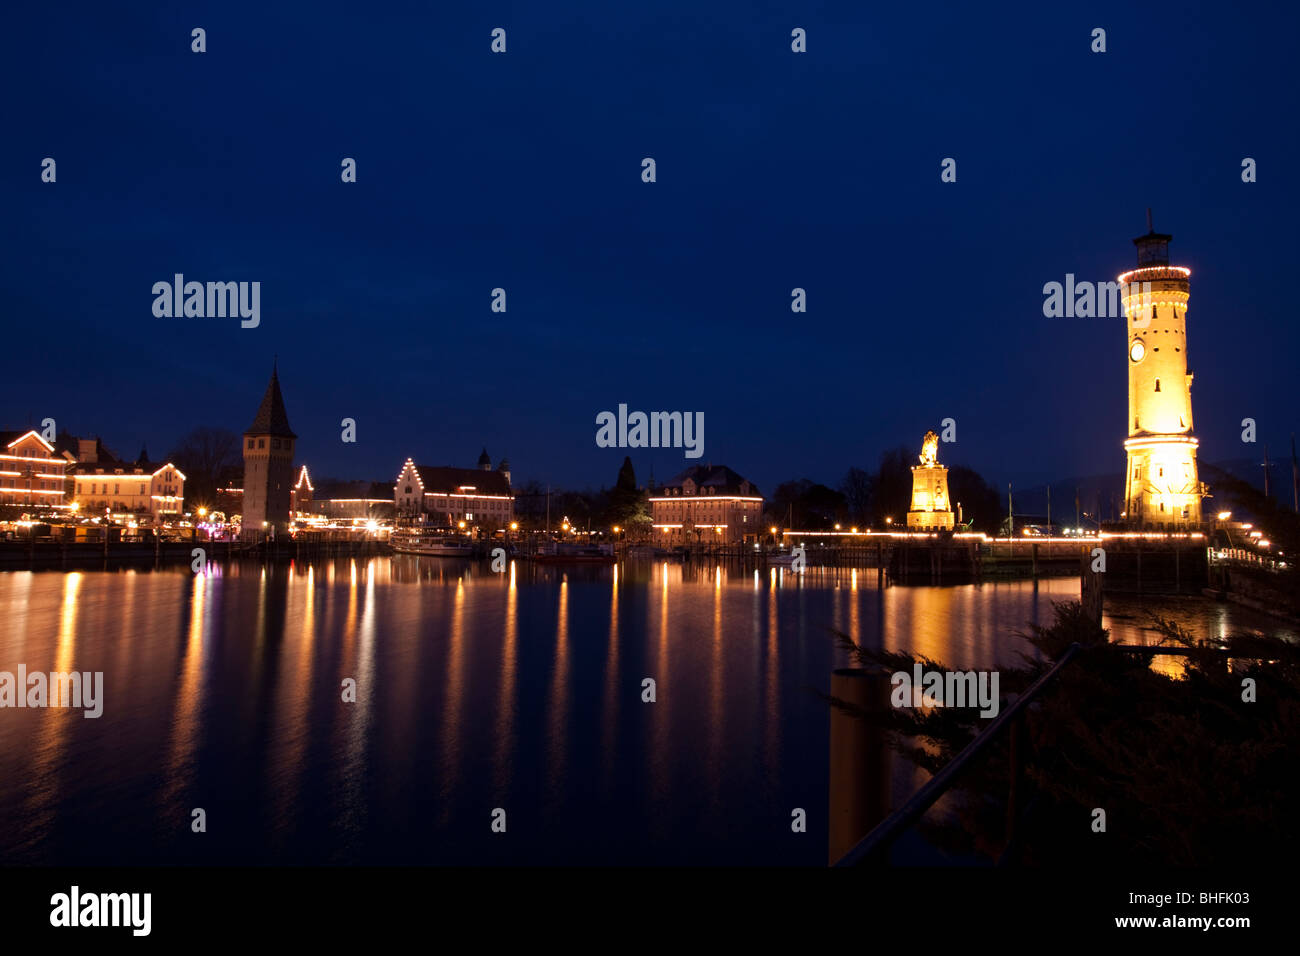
<box><xmin>394</xmin><ymin>451</ymin><xmax>514</xmax><ymax>532</ymax></box>
<box><xmin>71</xmin><ymin>437</ymin><xmax>185</xmax><ymax>516</ymax></box>
<box><xmin>0</xmin><ymin>429</ymin><xmax>71</xmax><ymax>508</ymax></box>
<box><xmin>650</xmin><ymin>463</ymin><xmax>763</xmax><ymax>545</ymax></box>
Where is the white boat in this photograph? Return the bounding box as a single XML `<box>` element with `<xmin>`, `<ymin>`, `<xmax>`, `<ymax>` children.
<box><xmin>392</xmin><ymin>531</ymin><xmax>475</xmax><ymax>557</ymax></box>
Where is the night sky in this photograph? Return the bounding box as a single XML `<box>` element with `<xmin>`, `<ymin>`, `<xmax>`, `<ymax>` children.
<box><xmin>5</xmin><ymin>2</ymin><xmax>1297</xmax><ymax>495</ymax></box>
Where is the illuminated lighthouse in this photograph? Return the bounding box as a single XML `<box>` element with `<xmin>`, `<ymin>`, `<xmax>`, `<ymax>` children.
<box><xmin>1119</xmin><ymin>213</ymin><xmax>1205</xmax><ymax>527</ymax></box>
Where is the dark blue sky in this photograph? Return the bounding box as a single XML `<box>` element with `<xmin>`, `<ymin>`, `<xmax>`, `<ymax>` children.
<box><xmin>5</xmin><ymin>1</ymin><xmax>1297</xmax><ymax>495</ymax></box>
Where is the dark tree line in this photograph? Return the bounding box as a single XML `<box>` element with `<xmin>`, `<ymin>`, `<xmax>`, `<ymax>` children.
<box><xmin>166</xmin><ymin>426</ymin><xmax>241</xmax><ymax>509</ymax></box>
<box><xmin>764</xmin><ymin>446</ymin><xmax>1002</xmax><ymax>532</ymax></box>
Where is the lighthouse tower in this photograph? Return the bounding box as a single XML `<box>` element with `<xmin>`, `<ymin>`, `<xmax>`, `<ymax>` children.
<box><xmin>1119</xmin><ymin>213</ymin><xmax>1204</xmax><ymax>528</ymax></box>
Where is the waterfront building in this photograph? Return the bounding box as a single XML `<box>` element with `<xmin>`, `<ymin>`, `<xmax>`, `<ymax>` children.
<box><xmin>291</xmin><ymin>465</ymin><xmax>313</xmax><ymax>515</ymax></box>
<box><xmin>394</xmin><ymin>451</ymin><xmax>514</xmax><ymax>531</ymax></box>
<box><xmin>241</xmin><ymin>365</ymin><xmax>297</xmax><ymax>540</ymax></box>
<box><xmin>650</xmin><ymin>464</ymin><xmax>763</xmax><ymax>545</ymax></box>
<box><xmin>299</xmin><ymin>469</ymin><xmax>394</xmax><ymax>521</ymax></box>
<box><xmin>0</xmin><ymin>429</ymin><xmax>70</xmax><ymax>508</ymax></box>
<box><xmin>907</xmin><ymin>430</ymin><xmax>954</xmax><ymax>531</ymax></box>
<box><xmin>1119</xmin><ymin>216</ymin><xmax>1206</xmax><ymax>527</ymax></box>
<box><xmin>72</xmin><ymin>440</ymin><xmax>185</xmax><ymax>516</ymax></box>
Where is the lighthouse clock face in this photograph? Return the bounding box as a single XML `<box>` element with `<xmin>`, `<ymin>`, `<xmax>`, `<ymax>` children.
<box><xmin>1129</xmin><ymin>339</ymin><xmax>1145</xmax><ymax>362</ymax></box>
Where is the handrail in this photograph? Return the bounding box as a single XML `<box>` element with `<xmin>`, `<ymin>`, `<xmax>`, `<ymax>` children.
<box><xmin>833</xmin><ymin>641</ymin><xmax>1083</xmax><ymax>867</ymax></box>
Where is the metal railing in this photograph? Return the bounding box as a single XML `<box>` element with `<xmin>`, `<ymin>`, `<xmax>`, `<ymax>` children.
<box><xmin>833</xmin><ymin>642</ymin><xmax>1083</xmax><ymax>867</ymax></box>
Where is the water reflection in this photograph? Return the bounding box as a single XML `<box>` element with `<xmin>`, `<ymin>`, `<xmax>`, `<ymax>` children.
<box><xmin>0</xmin><ymin>559</ymin><xmax>1292</xmax><ymax>866</ymax></box>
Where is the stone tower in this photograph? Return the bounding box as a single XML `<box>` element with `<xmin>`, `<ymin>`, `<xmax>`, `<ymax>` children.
<box><xmin>242</xmin><ymin>365</ymin><xmax>297</xmax><ymax>540</ymax></box>
<box><xmin>907</xmin><ymin>430</ymin><xmax>954</xmax><ymax>531</ymax></box>
<box><xmin>1119</xmin><ymin>214</ymin><xmax>1204</xmax><ymax>527</ymax></box>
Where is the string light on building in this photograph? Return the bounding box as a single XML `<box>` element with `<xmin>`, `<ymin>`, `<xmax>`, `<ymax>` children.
<box><xmin>1120</xmin><ymin>212</ymin><xmax>1207</xmax><ymax>527</ymax></box>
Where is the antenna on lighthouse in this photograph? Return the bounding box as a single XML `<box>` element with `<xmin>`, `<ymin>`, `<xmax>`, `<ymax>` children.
<box><xmin>1146</xmin><ymin>207</ymin><xmax>1153</xmax><ymax>232</ymax></box>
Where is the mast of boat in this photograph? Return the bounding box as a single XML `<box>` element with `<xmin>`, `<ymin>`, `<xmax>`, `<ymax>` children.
<box><xmin>546</xmin><ymin>484</ymin><xmax>551</xmax><ymax>535</ymax></box>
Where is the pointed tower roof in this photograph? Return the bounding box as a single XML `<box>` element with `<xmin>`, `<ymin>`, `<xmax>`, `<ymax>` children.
<box><xmin>478</xmin><ymin>447</ymin><xmax>491</xmax><ymax>468</ymax></box>
<box><xmin>245</xmin><ymin>365</ymin><xmax>297</xmax><ymax>438</ymax></box>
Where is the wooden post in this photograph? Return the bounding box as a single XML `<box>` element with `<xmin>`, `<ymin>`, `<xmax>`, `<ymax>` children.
<box><xmin>828</xmin><ymin>669</ymin><xmax>891</xmax><ymax>864</ymax></box>
<box><xmin>1080</xmin><ymin>545</ymin><xmax>1103</xmax><ymax>627</ymax></box>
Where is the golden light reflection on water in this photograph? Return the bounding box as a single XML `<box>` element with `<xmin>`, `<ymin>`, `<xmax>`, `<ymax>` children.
<box><xmin>764</xmin><ymin>570</ymin><xmax>780</xmax><ymax>778</ymax></box>
<box><xmin>3</xmin><ymin>557</ymin><xmax>1289</xmax><ymax>865</ymax></box>
<box><xmin>24</xmin><ymin>572</ymin><xmax>82</xmax><ymax>831</ymax></box>
<box><xmin>438</xmin><ymin>574</ymin><xmax>467</xmax><ymax>815</ymax></box>
<box><xmin>494</xmin><ymin>561</ymin><xmax>518</xmax><ymax>795</ymax></box>
<box><xmin>267</xmin><ymin>563</ymin><xmax>317</xmax><ymax>834</ymax></box>
<box><xmin>545</xmin><ymin>573</ymin><xmax>570</xmax><ymax>798</ymax></box>
<box><xmin>340</xmin><ymin>560</ymin><xmax>378</xmax><ymax>829</ymax></box>
<box><xmin>650</xmin><ymin>561</ymin><xmax>672</xmax><ymax>801</ymax></box>
<box><xmin>161</xmin><ymin>570</ymin><xmax>209</xmax><ymax>817</ymax></box>
<box><xmin>600</xmin><ymin>562</ymin><xmax>619</xmax><ymax>790</ymax></box>
<box><xmin>709</xmin><ymin>565</ymin><xmax>724</xmax><ymax>804</ymax></box>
